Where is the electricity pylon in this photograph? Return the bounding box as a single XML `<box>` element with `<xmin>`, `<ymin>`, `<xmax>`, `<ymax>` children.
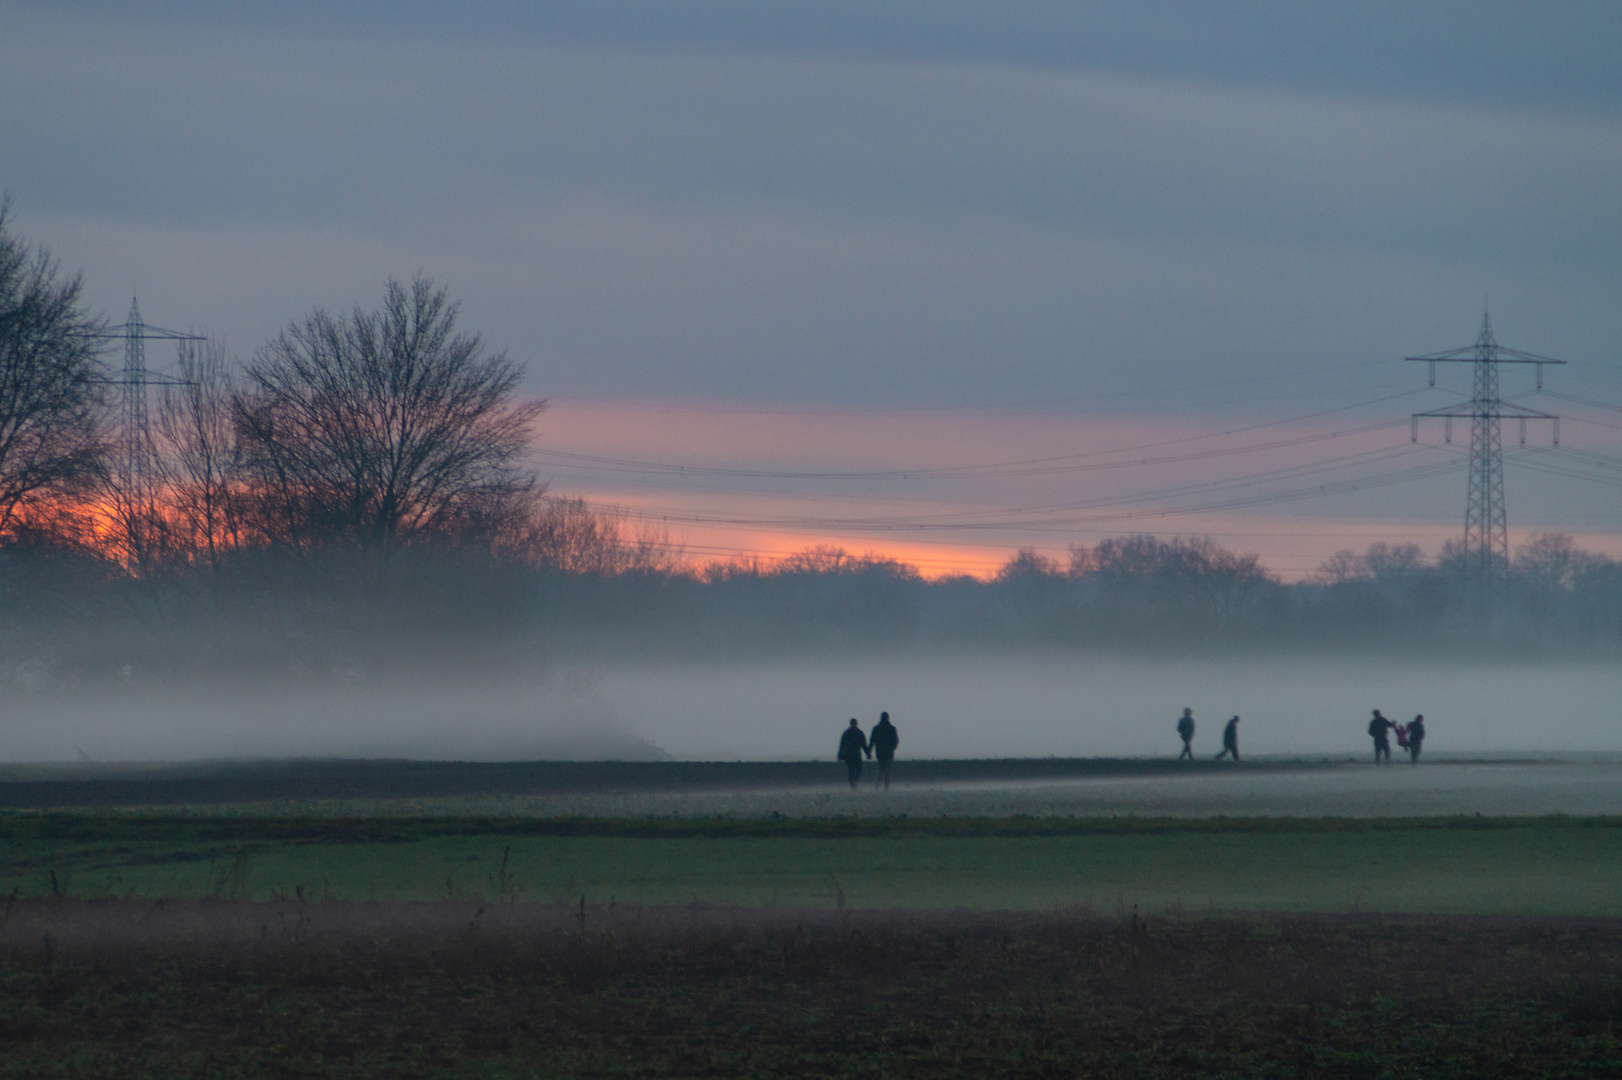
<box><xmin>79</xmin><ymin>298</ymin><xmax>202</xmax><ymax>566</ymax></box>
<box><xmin>1408</xmin><ymin>312</ymin><xmax>1564</xmax><ymax>588</ymax></box>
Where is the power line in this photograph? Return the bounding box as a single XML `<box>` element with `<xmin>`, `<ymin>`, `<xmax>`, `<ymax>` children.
<box><xmin>530</xmin><ymin>320</ymin><xmax>1622</xmax><ymax>575</ymax></box>
<box><xmin>1508</xmin><ymin>451</ymin><xmax>1622</xmax><ymax>491</ymax></box>
<box><xmin>539</xmin><ymin>389</ymin><xmax>1430</xmax><ymax>483</ymax></box>
<box><xmin>1543</xmin><ymin>390</ymin><xmax>1622</xmax><ymax>413</ymax></box>
<box><xmin>610</xmin><ymin>444</ymin><xmax>1416</xmax><ymax>529</ymax></box>
<box><xmin>548</xmin><ymin>358</ymin><xmax>1406</xmax><ymax>419</ymax></box>
<box><xmin>542</xmin><ymin>418</ymin><xmax>1414</xmax><ymax>487</ymax></box>
<box><xmin>605</xmin><ymin>448</ymin><xmax>1460</xmax><ymax>534</ymax></box>
<box><xmin>907</xmin><ymin>444</ymin><xmax>1426</xmax><ymax>522</ymax></box>
<box><xmin>1544</xmin><ymin>447</ymin><xmax>1622</xmax><ymax>471</ymax></box>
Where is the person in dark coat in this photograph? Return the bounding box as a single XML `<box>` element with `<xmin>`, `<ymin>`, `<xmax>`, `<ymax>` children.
<box><xmin>1369</xmin><ymin>709</ymin><xmax>1395</xmax><ymax>764</ymax></box>
<box><xmin>1407</xmin><ymin>714</ymin><xmax>1426</xmax><ymax>763</ymax></box>
<box><xmin>869</xmin><ymin>711</ymin><xmax>899</xmax><ymax>789</ymax></box>
<box><xmin>1176</xmin><ymin>708</ymin><xmax>1196</xmax><ymax>760</ymax></box>
<box><xmin>1214</xmin><ymin>715</ymin><xmax>1240</xmax><ymax>761</ymax></box>
<box><xmin>837</xmin><ymin>718</ymin><xmax>870</xmax><ymax>789</ymax></box>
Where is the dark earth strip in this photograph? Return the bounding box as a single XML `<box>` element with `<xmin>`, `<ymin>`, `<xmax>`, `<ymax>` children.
<box><xmin>5</xmin><ymin>811</ymin><xmax>1616</xmax><ymax>847</ymax></box>
<box><xmin>0</xmin><ymin>757</ymin><xmax>1335</xmax><ymax>808</ymax></box>
<box><xmin>3</xmin><ymin>900</ymin><xmax>1621</xmax><ymax>1078</ymax></box>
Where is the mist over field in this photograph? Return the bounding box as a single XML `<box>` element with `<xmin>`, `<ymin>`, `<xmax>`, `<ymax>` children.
<box><xmin>0</xmin><ymin>681</ymin><xmax>663</xmax><ymax>765</ymax></box>
<box><xmin>4</xmin><ymin>654</ymin><xmax>1619</xmax><ymax>765</ymax></box>
<box><xmin>591</xmin><ymin>655</ymin><xmax>1622</xmax><ymax>761</ymax></box>
<box><xmin>5</xmin><ymin>5</ymin><xmax>1622</xmax><ymax>783</ymax></box>
<box><xmin>9</xmin><ymin>8</ymin><xmax>1622</xmax><ymax>1078</ymax></box>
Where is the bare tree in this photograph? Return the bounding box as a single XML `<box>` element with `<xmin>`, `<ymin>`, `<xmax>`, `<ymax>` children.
<box><xmin>1513</xmin><ymin>531</ymin><xmax>1585</xmax><ymax>644</ymax></box>
<box><xmin>781</xmin><ymin>545</ymin><xmax>856</xmax><ymax>575</ymax></box>
<box><xmin>1092</xmin><ymin>534</ymin><xmax>1274</xmax><ymax>633</ymax></box>
<box><xmin>0</xmin><ymin>200</ymin><xmax>107</xmax><ymax>538</ymax></box>
<box><xmin>994</xmin><ymin>547</ymin><xmax>1060</xmax><ymax>582</ymax></box>
<box><xmin>235</xmin><ymin>277</ymin><xmax>544</xmax><ymax>554</ymax></box>
<box><xmin>503</xmin><ymin>495</ymin><xmax>679</xmax><ymax>575</ymax></box>
<box><xmin>1315</xmin><ymin>549</ymin><xmax>1365</xmax><ymax>585</ymax></box>
<box><xmin>156</xmin><ymin>337</ymin><xmax>244</xmax><ymax>576</ymax></box>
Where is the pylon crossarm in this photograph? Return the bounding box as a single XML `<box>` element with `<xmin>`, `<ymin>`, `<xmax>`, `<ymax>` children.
<box><xmin>1490</xmin><ymin>346</ymin><xmax>1566</xmax><ymax>365</ymax></box>
<box><xmin>1413</xmin><ymin>405</ymin><xmax>1558</xmax><ymax>421</ymax></box>
<box><xmin>68</xmin><ymin>325</ymin><xmax>204</xmax><ymax>342</ymax></box>
<box><xmin>1404</xmin><ymin>352</ymin><xmax>1562</xmax><ymax>365</ymax></box>
<box><xmin>89</xmin><ymin>373</ymin><xmax>195</xmax><ymax>387</ymax></box>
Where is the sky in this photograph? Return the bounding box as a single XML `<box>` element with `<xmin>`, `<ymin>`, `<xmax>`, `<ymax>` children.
<box><xmin>4</xmin><ymin>1</ymin><xmax>1621</xmax><ymax>578</ymax></box>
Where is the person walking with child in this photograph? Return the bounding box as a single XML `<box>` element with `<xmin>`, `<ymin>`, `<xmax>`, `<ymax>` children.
<box><xmin>1369</xmin><ymin>709</ymin><xmax>1394</xmax><ymax>764</ymax></box>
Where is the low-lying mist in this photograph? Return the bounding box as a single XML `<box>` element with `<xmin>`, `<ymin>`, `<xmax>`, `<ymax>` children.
<box><xmin>1</xmin><ymin>682</ymin><xmax>664</xmax><ymax>764</ymax></box>
<box><xmin>4</xmin><ymin>653</ymin><xmax>1619</xmax><ymax>764</ymax></box>
<box><xmin>588</xmin><ymin>654</ymin><xmax>1622</xmax><ymax>760</ymax></box>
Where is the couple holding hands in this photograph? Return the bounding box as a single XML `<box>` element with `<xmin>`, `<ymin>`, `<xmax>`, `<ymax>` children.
<box><xmin>838</xmin><ymin>712</ymin><xmax>900</xmax><ymax>789</ymax></box>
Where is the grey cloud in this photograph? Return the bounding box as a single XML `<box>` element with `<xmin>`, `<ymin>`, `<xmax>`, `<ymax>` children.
<box><xmin>26</xmin><ymin>1</ymin><xmax>1622</xmax><ymax>117</ymax></box>
<box><xmin>29</xmin><ymin>190</ymin><xmax>1611</xmax><ymax>410</ymax></box>
<box><xmin>8</xmin><ymin>21</ymin><xmax>1620</xmax><ymax>261</ymax></box>
<box><xmin>1</xmin><ymin>6</ymin><xmax>1617</xmax><ymax>411</ymax></box>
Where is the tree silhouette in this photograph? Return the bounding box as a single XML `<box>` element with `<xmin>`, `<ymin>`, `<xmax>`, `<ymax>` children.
<box><xmin>0</xmin><ymin>201</ymin><xmax>106</xmax><ymax>538</ymax></box>
<box><xmin>235</xmin><ymin>277</ymin><xmax>544</xmax><ymax>555</ymax></box>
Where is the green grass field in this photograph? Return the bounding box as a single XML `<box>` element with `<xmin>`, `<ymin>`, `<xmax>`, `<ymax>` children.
<box><xmin>9</xmin><ymin>814</ymin><xmax>1622</xmax><ymax>1076</ymax></box>
<box><xmin>7</xmin><ymin>813</ymin><xmax>1622</xmax><ymax>914</ymax></box>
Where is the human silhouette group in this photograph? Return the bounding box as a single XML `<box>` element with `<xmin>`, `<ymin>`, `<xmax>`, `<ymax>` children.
<box><xmin>834</xmin><ymin>704</ymin><xmax>1432</xmax><ymax>790</ymax></box>
<box><xmin>1176</xmin><ymin>708</ymin><xmax>1241</xmax><ymax>761</ymax></box>
<box><xmin>837</xmin><ymin>712</ymin><xmax>900</xmax><ymax>789</ymax></box>
<box><xmin>1173</xmin><ymin>707</ymin><xmax>1429</xmax><ymax>763</ymax></box>
<box><xmin>1368</xmin><ymin>709</ymin><xmax>1426</xmax><ymax>764</ymax></box>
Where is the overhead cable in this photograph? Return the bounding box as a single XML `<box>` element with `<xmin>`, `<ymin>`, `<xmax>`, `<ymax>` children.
<box><xmin>538</xmin><ymin>389</ymin><xmax>1433</xmax><ymax>482</ymax></box>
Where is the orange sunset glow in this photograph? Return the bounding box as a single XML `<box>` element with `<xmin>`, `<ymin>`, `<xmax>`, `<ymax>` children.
<box><xmin>11</xmin><ymin>10</ymin><xmax>1622</xmax><ymax>1073</ymax></box>
<box><xmin>534</xmin><ymin>396</ymin><xmax>1622</xmax><ymax>581</ymax></box>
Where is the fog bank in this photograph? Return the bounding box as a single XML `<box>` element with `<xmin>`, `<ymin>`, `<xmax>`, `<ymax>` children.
<box><xmin>3</xmin><ymin>655</ymin><xmax>1617</xmax><ymax>764</ymax></box>
<box><xmin>0</xmin><ymin>684</ymin><xmax>664</xmax><ymax>764</ymax></box>
<box><xmin>591</xmin><ymin>655</ymin><xmax>1622</xmax><ymax>761</ymax></box>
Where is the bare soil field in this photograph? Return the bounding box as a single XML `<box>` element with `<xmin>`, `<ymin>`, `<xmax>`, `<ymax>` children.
<box><xmin>3</xmin><ymin>899</ymin><xmax>1621</xmax><ymax>1078</ymax></box>
<box><xmin>8</xmin><ymin>761</ymin><xmax>1622</xmax><ymax>1075</ymax></box>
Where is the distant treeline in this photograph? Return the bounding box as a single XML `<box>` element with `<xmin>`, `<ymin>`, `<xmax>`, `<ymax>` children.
<box><xmin>7</xmin><ymin>507</ymin><xmax>1622</xmax><ymax>686</ymax></box>
<box><xmin>529</xmin><ymin>530</ymin><xmax>1622</xmax><ymax>659</ymax></box>
<box><xmin>4</xmin><ymin>208</ymin><xmax>1620</xmax><ymax>689</ymax></box>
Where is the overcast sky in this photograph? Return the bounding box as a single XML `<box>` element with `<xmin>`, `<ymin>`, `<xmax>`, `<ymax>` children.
<box><xmin>5</xmin><ymin>2</ymin><xmax>1620</xmax><ymax>573</ymax></box>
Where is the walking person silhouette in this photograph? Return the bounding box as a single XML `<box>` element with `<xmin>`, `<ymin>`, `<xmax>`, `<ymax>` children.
<box><xmin>1176</xmin><ymin>708</ymin><xmax>1196</xmax><ymax>760</ymax></box>
<box><xmin>1368</xmin><ymin>709</ymin><xmax>1395</xmax><ymax>764</ymax></box>
<box><xmin>1214</xmin><ymin>715</ymin><xmax>1240</xmax><ymax>761</ymax></box>
<box><xmin>870</xmin><ymin>711</ymin><xmax>899</xmax><ymax>789</ymax></box>
<box><xmin>837</xmin><ymin>718</ymin><xmax>870</xmax><ymax>789</ymax></box>
<box><xmin>1407</xmin><ymin>714</ymin><xmax>1426</xmax><ymax>763</ymax></box>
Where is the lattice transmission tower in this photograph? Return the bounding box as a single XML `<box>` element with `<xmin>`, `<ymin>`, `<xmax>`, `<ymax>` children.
<box><xmin>1408</xmin><ymin>312</ymin><xmax>1564</xmax><ymax>585</ymax></box>
<box><xmin>78</xmin><ymin>298</ymin><xmax>202</xmax><ymax>565</ymax></box>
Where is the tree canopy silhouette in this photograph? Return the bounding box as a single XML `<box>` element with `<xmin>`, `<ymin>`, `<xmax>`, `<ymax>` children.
<box><xmin>235</xmin><ymin>277</ymin><xmax>544</xmax><ymax>552</ymax></box>
<box><xmin>0</xmin><ymin>200</ymin><xmax>106</xmax><ymax>538</ymax></box>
